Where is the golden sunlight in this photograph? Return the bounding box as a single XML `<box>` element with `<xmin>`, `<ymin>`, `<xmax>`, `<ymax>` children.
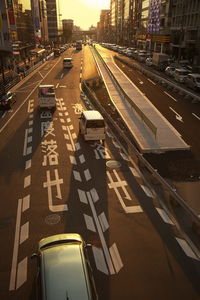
<box><xmin>81</xmin><ymin>0</ymin><xmax>110</xmax><ymax>9</ymax></box>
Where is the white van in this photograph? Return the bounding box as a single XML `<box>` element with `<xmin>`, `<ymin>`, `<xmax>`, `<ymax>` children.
<box><xmin>63</xmin><ymin>57</ymin><xmax>73</xmax><ymax>68</ymax></box>
<box><xmin>38</xmin><ymin>85</ymin><xmax>56</xmax><ymax>109</ymax></box>
<box><xmin>79</xmin><ymin>110</ymin><xmax>106</xmax><ymax>141</ymax></box>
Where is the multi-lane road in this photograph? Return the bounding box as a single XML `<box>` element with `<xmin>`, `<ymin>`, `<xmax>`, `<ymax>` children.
<box><xmin>0</xmin><ymin>45</ymin><xmax>199</xmax><ymax>300</ymax></box>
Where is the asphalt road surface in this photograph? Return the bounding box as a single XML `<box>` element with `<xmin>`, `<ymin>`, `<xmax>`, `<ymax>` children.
<box><xmin>0</xmin><ymin>46</ymin><xmax>199</xmax><ymax>300</ymax></box>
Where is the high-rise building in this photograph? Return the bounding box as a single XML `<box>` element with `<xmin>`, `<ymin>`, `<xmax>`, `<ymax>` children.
<box><xmin>46</xmin><ymin>0</ymin><xmax>62</xmax><ymax>45</ymax></box>
<box><xmin>62</xmin><ymin>19</ymin><xmax>73</xmax><ymax>43</ymax></box>
<box><xmin>170</xmin><ymin>0</ymin><xmax>200</xmax><ymax>63</ymax></box>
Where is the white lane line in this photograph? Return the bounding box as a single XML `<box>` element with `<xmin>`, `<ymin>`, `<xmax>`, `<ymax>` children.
<box><xmin>24</xmin><ymin>175</ymin><xmax>31</xmax><ymax>188</ymax></box>
<box><xmin>60</xmin><ymin>73</ymin><xmax>64</xmax><ymax>79</ymax></box>
<box><xmin>90</xmin><ymin>188</ymin><xmax>99</xmax><ymax>203</ymax></box>
<box><xmin>147</xmin><ymin>78</ymin><xmax>156</xmax><ymax>85</ymax></box>
<box><xmin>20</xmin><ymin>222</ymin><xmax>29</xmax><ymax>244</ymax></box>
<box><xmin>25</xmin><ymin>159</ymin><xmax>31</xmax><ymax>170</ymax></box>
<box><xmin>9</xmin><ymin>199</ymin><xmax>22</xmax><ymax>291</ymax></box>
<box><xmin>175</xmin><ymin>238</ymin><xmax>199</xmax><ymax>260</ymax></box>
<box><xmin>92</xmin><ymin>246</ymin><xmax>109</xmax><ymax>275</ymax></box>
<box><xmin>87</xmin><ymin>191</ymin><xmax>115</xmax><ymax>274</ymax></box>
<box><xmin>73</xmin><ymin>170</ymin><xmax>82</xmax><ymax>181</ymax></box>
<box><xmin>23</xmin><ymin>129</ymin><xmax>28</xmax><ymax>156</ymax></box>
<box><xmin>16</xmin><ymin>257</ymin><xmax>27</xmax><ymax>289</ymax></box>
<box><xmin>129</xmin><ymin>166</ymin><xmax>140</xmax><ymax>178</ymax></box>
<box><xmin>38</xmin><ymin>71</ymin><xmax>44</xmax><ymax>79</ymax></box>
<box><xmin>84</xmin><ymin>214</ymin><xmax>96</xmax><ymax>232</ymax></box>
<box><xmin>164</xmin><ymin>91</ymin><xmax>178</xmax><ymax>102</ymax></box>
<box><xmin>79</xmin><ymin>154</ymin><xmax>85</xmax><ymax>164</ymax></box>
<box><xmin>67</xmin><ymin>126</ymin><xmax>76</xmax><ymax>151</ymax></box>
<box><xmin>22</xmin><ymin>195</ymin><xmax>30</xmax><ymax>212</ymax></box>
<box><xmin>156</xmin><ymin>208</ymin><xmax>174</xmax><ymax>225</ymax></box>
<box><xmin>70</xmin><ymin>155</ymin><xmax>77</xmax><ymax>165</ymax></box>
<box><xmin>98</xmin><ymin>212</ymin><xmax>109</xmax><ymax>232</ymax></box>
<box><xmin>78</xmin><ymin>189</ymin><xmax>88</xmax><ymax>204</ymax></box>
<box><xmin>60</xmin><ymin>85</ymin><xmax>66</xmax><ymax>88</ymax></box>
<box><xmin>84</xmin><ymin>169</ymin><xmax>91</xmax><ymax>181</ymax></box>
<box><xmin>140</xmin><ymin>185</ymin><xmax>153</xmax><ymax>198</ymax></box>
<box><xmin>56</xmin><ymin>83</ymin><xmax>59</xmax><ymax>88</ymax></box>
<box><xmin>2</xmin><ymin>111</ymin><xmax>7</xmax><ymax>118</ymax></box>
<box><xmin>109</xmin><ymin>243</ymin><xmax>123</xmax><ymax>273</ymax></box>
<box><xmin>192</xmin><ymin>113</ymin><xmax>200</xmax><ymax>121</ymax></box>
<box><xmin>169</xmin><ymin>106</ymin><xmax>183</xmax><ymax>122</ymax></box>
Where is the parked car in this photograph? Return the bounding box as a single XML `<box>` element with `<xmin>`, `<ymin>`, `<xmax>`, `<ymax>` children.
<box><xmin>174</xmin><ymin>68</ymin><xmax>190</xmax><ymax>83</ymax></box>
<box><xmin>145</xmin><ymin>57</ymin><xmax>153</xmax><ymax>66</ymax></box>
<box><xmin>165</xmin><ymin>66</ymin><xmax>176</xmax><ymax>77</ymax></box>
<box><xmin>185</xmin><ymin>73</ymin><xmax>200</xmax><ymax>91</ymax></box>
<box><xmin>32</xmin><ymin>233</ymin><xmax>98</xmax><ymax>300</ymax></box>
<box><xmin>0</xmin><ymin>91</ymin><xmax>16</xmax><ymax>110</ymax></box>
<box><xmin>137</xmin><ymin>52</ymin><xmax>148</xmax><ymax>62</ymax></box>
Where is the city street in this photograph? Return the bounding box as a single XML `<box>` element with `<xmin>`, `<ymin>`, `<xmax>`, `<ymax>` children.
<box><xmin>0</xmin><ymin>45</ymin><xmax>199</xmax><ymax>300</ymax></box>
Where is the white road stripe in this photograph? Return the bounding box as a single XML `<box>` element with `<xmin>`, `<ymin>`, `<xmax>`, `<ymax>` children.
<box><xmin>109</xmin><ymin>243</ymin><xmax>123</xmax><ymax>273</ymax></box>
<box><xmin>67</xmin><ymin>126</ymin><xmax>76</xmax><ymax>151</ymax></box>
<box><xmin>84</xmin><ymin>169</ymin><xmax>91</xmax><ymax>181</ymax></box>
<box><xmin>92</xmin><ymin>246</ymin><xmax>108</xmax><ymax>274</ymax></box>
<box><xmin>84</xmin><ymin>214</ymin><xmax>96</xmax><ymax>232</ymax></box>
<box><xmin>16</xmin><ymin>257</ymin><xmax>27</xmax><ymax>289</ymax></box>
<box><xmin>164</xmin><ymin>91</ymin><xmax>178</xmax><ymax>102</ymax></box>
<box><xmin>175</xmin><ymin>238</ymin><xmax>199</xmax><ymax>260</ymax></box>
<box><xmin>156</xmin><ymin>208</ymin><xmax>174</xmax><ymax>225</ymax></box>
<box><xmin>79</xmin><ymin>154</ymin><xmax>85</xmax><ymax>164</ymax></box>
<box><xmin>192</xmin><ymin>113</ymin><xmax>200</xmax><ymax>121</ymax></box>
<box><xmin>20</xmin><ymin>222</ymin><xmax>29</xmax><ymax>244</ymax></box>
<box><xmin>98</xmin><ymin>212</ymin><xmax>109</xmax><ymax>232</ymax></box>
<box><xmin>73</xmin><ymin>170</ymin><xmax>82</xmax><ymax>181</ymax></box>
<box><xmin>22</xmin><ymin>195</ymin><xmax>30</xmax><ymax>212</ymax></box>
<box><xmin>78</xmin><ymin>189</ymin><xmax>88</xmax><ymax>204</ymax></box>
<box><xmin>129</xmin><ymin>166</ymin><xmax>140</xmax><ymax>178</ymax></box>
<box><xmin>90</xmin><ymin>188</ymin><xmax>99</xmax><ymax>203</ymax></box>
<box><xmin>56</xmin><ymin>83</ymin><xmax>59</xmax><ymax>88</ymax></box>
<box><xmin>87</xmin><ymin>191</ymin><xmax>115</xmax><ymax>274</ymax></box>
<box><xmin>25</xmin><ymin>159</ymin><xmax>31</xmax><ymax>170</ymax></box>
<box><xmin>9</xmin><ymin>199</ymin><xmax>22</xmax><ymax>290</ymax></box>
<box><xmin>147</xmin><ymin>78</ymin><xmax>156</xmax><ymax>85</ymax></box>
<box><xmin>23</xmin><ymin>129</ymin><xmax>28</xmax><ymax>156</ymax></box>
<box><xmin>70</xmin><ymin>155</ymin><xmax>77</xmax><ymax>165</ymax></box>
<box><xmin>140</xmin><ymin>185</ymin><xmax>153</xmax><ymax>197</ymax></box>
<box><xmin>24</xmin><ymin>175</ymin><xmax>31</xmax><ymax>188</ymax></box>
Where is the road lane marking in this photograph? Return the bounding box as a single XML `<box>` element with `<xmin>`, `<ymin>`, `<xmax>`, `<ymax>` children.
<box><xmin>175</xmin><ymin>238</ymin><xmax>199</xmax><ymax>260</ymax></box>
<box><xmin>86</xmin><ymin>191</ymin><xmax>115</xmax><ymax>275</ymax></box>
<box><xmin>147</xmin><ymin>78</ymin><xmax>156</xmax><ymax>85</ymax></box>
<box><xmin>16</xmin><ymin>257</ymin><xmax>27</xmax><ymax>290</ymax></box>
<box><xmin>164</xmin><ymin>91</ymin><xmax>178</xmax><ymax>102</ymax></box>
<box><xmin>84</xmin><ymin>169</ymin><xmax>91</xmax><ymax>181</ymax></box>
<box><xmin>84</xmin><ymin>214</ymin><xmax>96</xmax><ymax>232</ymax></box>
<box><xmin>23</xmin><ymin>129</ymin><xmax>29</xmax><ymax>156</ymax></box>
<box><xmin>24</xmin><ymin>175</ymin><xmax>31</xmax><ymax>188</ymax></box>
<box><xmin>156</xmin><ymin>208</ymin><xmax>174</xmax><ymax>225</ymax></box>
<box><xmin>98</xmin><ymin>212</ymin><xmax>109</xmax><ymax>232</ymax></box>
<box><xmin>169</xmin><ymin>106</ymin><xmax>183</xmax><ymax>122</ymax></box>
<box><xmin>192</xmin><ymin>113</ymin><xmax>200</xmax><ymax>121</ymax></box>
<box><xmin>109</xmin><ymin>243</ymin><xmax>123</xmax><ymax>273</ymax></box>
<box><xmin>20</xmin><ymin>222</ymin><xmax>29</xmax><ymax>244</ymax></box>
<box><xmin>9</xmin><ymin>199</ymin><xmax>22</xmax><ymax>290</ymax></box>
<box><xmin>25</xmin><ymin>159</ymin><xmax>31</xmax><ymax>169</ymax></box>
<box><xmin>140</xmin><ymin>185</ymin><xmax>153</xmax><ymax>198</ymax></box>
<box><xmin>56</xmin><ymin>83</ymin><xmax>59</xmax><ymax>88</ymax></box>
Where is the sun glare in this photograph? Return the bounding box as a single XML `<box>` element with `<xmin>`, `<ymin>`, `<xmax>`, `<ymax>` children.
<box><xmin>81</xmin><ymin>0</ymin><xmax>110</xmax><ymax>9</ymax></box>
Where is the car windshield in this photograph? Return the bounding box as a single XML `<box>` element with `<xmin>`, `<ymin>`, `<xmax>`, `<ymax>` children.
<box><xmin>86</xmin><ymin>120</ymin><xmax>105</xmax><ymax>128</ymax></box>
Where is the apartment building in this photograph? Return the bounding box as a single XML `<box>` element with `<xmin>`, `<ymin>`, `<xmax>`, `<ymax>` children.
<box><xmin>46</xmin><ymin>0</ymin><xmax>62</xmax><ymax>44</ymax></box>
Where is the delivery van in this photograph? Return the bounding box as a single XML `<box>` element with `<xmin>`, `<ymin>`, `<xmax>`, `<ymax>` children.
<box><xmin>38</xmin><ymin>85</ymin><xmax>56</xmax><ymax>109</ymax></box>
<box><xmin>79</xmin><ymin>110</ymin><xmax>106</xmax><ymax>141</ymax></box>
<box><xmin>63</xmin><ymin>57</ymin><xmax>73</xmax><ymax>68</ymax></box>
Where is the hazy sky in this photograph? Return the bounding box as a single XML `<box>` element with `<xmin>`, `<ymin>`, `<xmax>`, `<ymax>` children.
<box><xmin>22</xmin><ymin>0</ymin><xmax>110</xmax><ymax>30</ymax></box>
<box><xmin>60</xmin><ymin>0</ymin><xmax>110</xmax><ymax>30</ymax></box>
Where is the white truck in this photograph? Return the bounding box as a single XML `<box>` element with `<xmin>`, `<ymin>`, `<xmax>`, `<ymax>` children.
<box><xmin>38</xmin><ymin>85</ymin><xmax>56</xmax><ymax>110</ymax></box>
<box><xmin>152</xmin><ymin>53</ymin><xmax>170</xmax><ymax>70</ymax></box>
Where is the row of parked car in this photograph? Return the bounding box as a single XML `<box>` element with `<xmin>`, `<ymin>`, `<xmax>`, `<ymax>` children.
<box><xmin>101</xmin><ymin>43</ymin><xmax>200</xmax><ymax>92</ymax></box>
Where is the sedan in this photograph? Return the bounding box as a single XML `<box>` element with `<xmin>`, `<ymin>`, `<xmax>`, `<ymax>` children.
<box><xmin>165</xmin><ymin>66</ymin><xmax>176</xmax><ymax>77</ymax></box>
<box><xmin>0</xmin><ymin>91</ymin><xmax>16</xmax><ymax>110</ymax></box>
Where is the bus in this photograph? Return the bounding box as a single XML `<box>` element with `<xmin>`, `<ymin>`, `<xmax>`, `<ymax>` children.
<box><xmin>76</xmin><ymin>42</ymin><xmax>82</xmax><ymax>50</ymax></box>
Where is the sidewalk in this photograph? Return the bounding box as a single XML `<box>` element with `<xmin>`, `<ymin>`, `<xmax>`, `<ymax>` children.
<box><xmin>92</xmin><ymin>46</ymin><xmax>190</xmax><ymax>153</ymax></box>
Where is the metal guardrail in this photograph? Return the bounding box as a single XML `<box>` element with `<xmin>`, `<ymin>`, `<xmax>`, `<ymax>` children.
<box><xmin>92</xmin><ymin>46</ymin><xmax>158</xmax><ymax>138</ymax></box>
<box><xmin>82</xmin><ymin>59</ymin><xmax>200</xmax><ymax>253</ymax></box>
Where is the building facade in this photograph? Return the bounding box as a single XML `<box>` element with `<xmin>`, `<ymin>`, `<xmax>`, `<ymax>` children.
<box><xmin>62</xmin><ymin>19</ymin><xmax>73</xmax><ymax>43</ymax></box>
<box><xmin>46</xmin><ymin>0</ymin><xmax>62</xmax><ymax>45</ymax></box>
